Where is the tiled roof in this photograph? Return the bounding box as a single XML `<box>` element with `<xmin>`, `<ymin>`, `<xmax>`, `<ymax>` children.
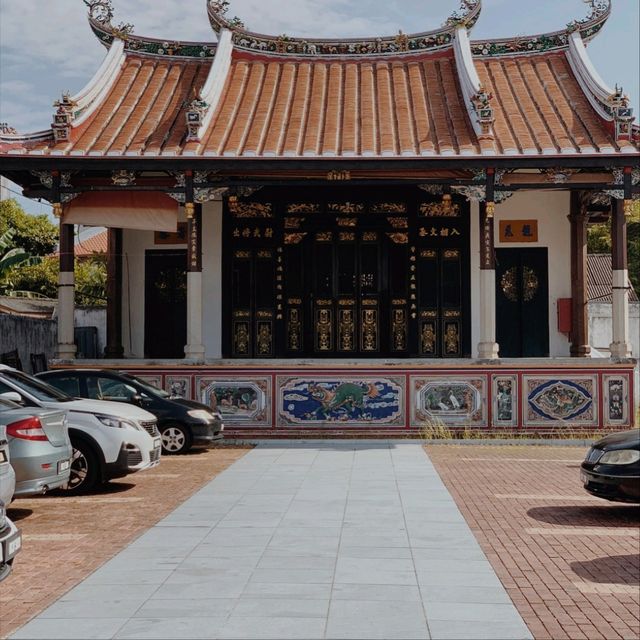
<box><xmin>1</xmin><ymin>13</ymin><xmax>636</xmax><ymax>160</ymax></box>
<box><xmin>475</xmin><ymin>55</ymin><xmax>620</xmax><ymax>154</ymax></box>
<box><xmin>203</xmin><ymin>51</ymin><xmax>481</xmax><ymax>157</ymax></box>
<box><xmin>75</xmin><ymin>229</ymin><xmax>108</xmax><ymax>256</ymax></box>
<box><xmin>587</xmin><ymin>253</ymin><xmax>639</xmax><ymax>303</ymax></box>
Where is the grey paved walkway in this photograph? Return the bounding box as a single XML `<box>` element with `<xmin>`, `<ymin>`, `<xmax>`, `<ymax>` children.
<box><xmin>13</xmin><ymin>443</ymin><xmax>532</xmax><ymax>640</ymax></box>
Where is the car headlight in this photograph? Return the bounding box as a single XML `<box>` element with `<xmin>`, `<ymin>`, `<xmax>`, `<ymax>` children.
<box><xmin>187</xmin><ymin>409</ymin><xmax>214</xmax><ymax>422</ymax></box>
<box><xmin>599</xmin><ymin>450</ymin><xmax>640</xmax><ymax>465</ymax></box>
<box><xmin>96</xmin><ymin>415</ymin><xmax>140</xmax><ymax>431</ymax></box>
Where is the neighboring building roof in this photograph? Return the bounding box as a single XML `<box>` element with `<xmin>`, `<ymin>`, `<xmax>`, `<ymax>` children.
<box><xmin>75</xmin><ymin>229</ymin><xmax>108</xmax><ymax>256</ymax></box>
<box><xmin>587</xmin><ymin>253</ymin><xmax>639</xmax><ymax>303</ymax></box>
<box><xmin>0</xmin><ymin>0</ymin><xmax>637</xmax><ymax>159</ymax></box>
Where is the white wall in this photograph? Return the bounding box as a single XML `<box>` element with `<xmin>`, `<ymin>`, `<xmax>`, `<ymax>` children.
<box><xmin>75</xmin><ymin>307</ymin><xmax>106</xmax><ymax>356</ymax></box>
<box><xmin>589</xmin><ymin>302</ymin><xmax>640</xmax><ymax>358</ymax></box>
<box><xmin>121</xmin><ymin>202</ymin><xmax>223</xmax><ymax>359</ymax></box>
<box><xmin>493</xmin><ymin>190</ymin><xmax>572</xmax><ymax>357</ymax></box>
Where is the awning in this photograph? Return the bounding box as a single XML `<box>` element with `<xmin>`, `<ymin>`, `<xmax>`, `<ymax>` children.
<box><xmin>63</xmin><ymin>192</ymin><xmax>178</xmax><ymax>232</ymax></box>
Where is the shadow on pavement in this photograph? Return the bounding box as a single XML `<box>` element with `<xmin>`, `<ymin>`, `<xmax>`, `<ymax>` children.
<box><xmin>527</xmin><ymin>504</ymin><xmax>640</xmax><ymax>527</ymax></box>
<box><xmin>6</xmin><ymin>507</ymin><xmax>33</xmax><ymax>522</ymax></box>
<box><xmin>570</xmin><ymin>554</ymin><xmax>640</xmax><ymax>584</ymax></box>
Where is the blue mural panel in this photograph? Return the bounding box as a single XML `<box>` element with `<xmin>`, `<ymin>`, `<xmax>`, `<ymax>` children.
<box><xmin>524</xmin><ymin>376</ymin><xmax>597</xmax><ymax>426</ymax></box>
<box><xmin>277</xmin><ymin>376</ymin><xmax>405</xmax><ymax>427</ymax></box>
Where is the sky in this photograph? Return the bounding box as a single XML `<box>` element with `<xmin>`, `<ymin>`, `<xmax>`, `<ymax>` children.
<box><xmin>0</xmin><ymin>0</ymin><xmax>638</xmax><ymax>214</ymax></box>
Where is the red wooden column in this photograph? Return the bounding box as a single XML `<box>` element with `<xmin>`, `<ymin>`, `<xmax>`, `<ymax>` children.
<box><xmin>104</xmin><ymin>228</ymin><xmax>124</xmax><ymax>358</ymax></box>
<box><xmin>569</xmin><ymin>192</ymin><xmax>591</xmax><ymax>357</ymax></box>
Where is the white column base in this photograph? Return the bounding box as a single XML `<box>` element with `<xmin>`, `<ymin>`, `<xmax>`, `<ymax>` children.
<box><xmin>610</xmin><ymin>269</ymin><xmax>632</xmax><ymax>359</ymax></box>
<box><xmin>57</xmin><ymin>271</ymin><xmax>76</xmax><ymax>360</ymax></box>
<box><xmin>477</xmin><ymin>341</ymin><xmax>500</xmax><ymax>360</ymax></box>
<box><xmin>477</xmin><ymin>269</ymin><xmax>500</xmax><ymax>360</ymax></box>
<box><xmin>184</xmin><ymin>271</ymin><xmax>205</xmax><ymax>361</ymax></box>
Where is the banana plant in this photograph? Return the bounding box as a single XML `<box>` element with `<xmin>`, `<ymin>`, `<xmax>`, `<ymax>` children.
<box><xmin>0</xmin><ymin>229</ymin><xmax>41</xmax><ymax>286</ymax></box>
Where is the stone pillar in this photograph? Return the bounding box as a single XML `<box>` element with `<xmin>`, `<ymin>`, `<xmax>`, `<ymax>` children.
<box><xmin>477</xmin><ymin>200</ymin><xmax>500</xmax><ymax>360</ymax></box>
<box><xmin>184</xmin><ymin>173</ymin><xmax>205</xmax><ymax>361</ymax></box>
<box><xmin>104</xmin><ymin>228</ymin><xmax>124</xmax><ymax>358</ymax></box>
<box><xmin>569</xmin><ymin>192</ymin><xmax>591</xmax><ymax>357</ymax></box>
<box><xmin>57</xmin><ymin>221</ymin><xmax>76</xmax><ymax>360</ymax></box>
<box><xmin>610</xmin><ymin>198</ymin><xmax>632</xmax><ymax>359</ymax></box>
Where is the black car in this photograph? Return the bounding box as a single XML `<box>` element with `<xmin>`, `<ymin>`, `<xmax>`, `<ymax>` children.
<box><xmin>38</xmin><ymin>370</ymin><xmax>223</xmax><ymax>455</ymax></box>
<box><xmin>581</xmin><ymin>429</ymin><xmax>640</xmax><ymax>503</ymax></box>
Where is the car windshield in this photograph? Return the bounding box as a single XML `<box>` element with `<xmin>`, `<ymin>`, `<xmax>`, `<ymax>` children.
<box><xmin>1</xmin><ymin>370</ymin><xmax>73</xmax><ymax>402</ymax></box>
<box><xmin>121</xmin><ymin>374</ymin><xmax>170</xmax><ymax>398</ymax></box>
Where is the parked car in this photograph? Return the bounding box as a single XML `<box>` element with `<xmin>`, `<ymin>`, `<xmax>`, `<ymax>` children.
<box><xmin>39</xmin><ymin>370</ymin><xmax>224</xmax><ymax>455</ymax></box>
<box><xmin>581</xmin><ymin>429</ymin><xmax>640</xmax><ymax>503</ymax></box>
<box><xmin>0</xmin><ymin>501</ymin><xmax>21</xmax><ymax>582</ymax></box>
<box><xmin>0</xmin><ymin>428</ymin><xmax>21</xmax><ymax>582</ymax></box>
<box><xmin>0</xmin><ymin>423</ymin><xmax>15</xmax><ymax>506</ymax></box>
<box><xmin>0</xmin><ymin>366</ymin><xmax>161</xmax><ymax>494</ymax></box>
<box><xmin>0</xmin><ymin>397</ymin><xmax>71</xmax><ymax>497</ymax></box>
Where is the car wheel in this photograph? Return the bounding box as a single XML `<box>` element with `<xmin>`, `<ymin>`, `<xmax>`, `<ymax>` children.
<box><xmin>160</xmin><ymin>423</ymin><xmax>192</xmax><ymax>455</ymax></box>
<box><xmin>65</xmin><ymin>439</ymin><xmax>99</xmax><ymax>494</ymax></box>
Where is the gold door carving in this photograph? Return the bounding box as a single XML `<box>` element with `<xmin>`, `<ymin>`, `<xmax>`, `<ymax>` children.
<box><xmin>256</xmin><ymin>322</ymin><xmax>273</xmax><ymax>356</ymax></box>
<box><xmin>338</xmin><ymin>308</ymin><xmax>356</xmax><ymax>352</ymax></box>
<box><xmin>421</xmin><ymin>322</ymin><xmax>436</xmax><ymax>355</ymax></box>
<box><xmin>392</xmin><ymin>309</ymin><xmax>407</xmax><ymax>351</ymax></box>
<box><xmin>316</xmin><ymin>308</ymin><xmax>333</xmax><ymax>352</ymax></box>
<box><xmin>361</xmin><ymin>309</ymin><xmax>378</xmax><ymax>352</ymax></box>
<box><xmin>287</xmin><ymin>308</ymin><xmax>302</xmax><ymax>352</ymax></box>
<box><xmin>234</xmin><ymin>322</ymin><xmax>250</xmax><ymax>356</ymax></box>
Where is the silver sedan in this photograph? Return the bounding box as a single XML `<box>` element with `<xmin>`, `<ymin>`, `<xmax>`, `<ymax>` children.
<box><xmin>0</xmin><ymin>398</ymin><xmax>72</xmax><ymax>497</ymax></box>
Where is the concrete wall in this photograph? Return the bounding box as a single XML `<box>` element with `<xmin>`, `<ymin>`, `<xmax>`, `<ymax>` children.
<box><xmin>0</xmin><ymin>308</ymin><xmax>106</xmax><ymax>371</ymax></box>
<box><xmin>589</xmin><ymin>302</ymin><xmax>640</xmax><ymax>358</ymax></box>
<box><xmin>0</xmin><ymin>314</ymin><xmax>57</xmax><ymax>372</ymax></box>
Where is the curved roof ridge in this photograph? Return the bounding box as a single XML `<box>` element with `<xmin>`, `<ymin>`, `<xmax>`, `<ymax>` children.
<box><xmin>206</xmin><ymin>0</ymin><xmax>481</xmax><ymax>58</ymax></box>
<box><xmin>470</xmin><ymin>0</ymin><xmax>611</xmax><ymax>57</ymax></box>
<box><xmin>85</xmin><ymin>0</ymin><xmax>217</xmax><ymax>59</ymax></box>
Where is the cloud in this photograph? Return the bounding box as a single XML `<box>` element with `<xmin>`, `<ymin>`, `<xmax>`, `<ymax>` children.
<box><xmin>0</xmin><ymin>0</ymin><xmax>637</xmax><ymax>134</ymax></box>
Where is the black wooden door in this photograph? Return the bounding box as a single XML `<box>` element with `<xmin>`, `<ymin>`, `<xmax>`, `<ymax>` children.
<box><xmin>144</xmin><ymin>250</ymin><xmax>187</xmax><ymax>358</ymax></box>
<box><xmin>496</xmin><ymin>248</ymin><xmax>549</xmax><ymax>357</ymax></box>
<box><xmin>308</xmin><ymin>231</ymin><xmax>384</xmax><ymax>356</ymax></box>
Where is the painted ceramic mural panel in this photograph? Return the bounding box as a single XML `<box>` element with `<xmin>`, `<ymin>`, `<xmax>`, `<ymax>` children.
<box><xmin>603</xmin><ymin>375</ymin><xmax>630</xmax><ymax>427</ymax></box>
<box><xmin>524</xmin><ymin>376</ymin><xmax>597</xmax><ymax>426</ymax></box>
<box><xmin>165</xmin><ymin>375</ymin><xmax>192</xmax><ymax>400</ymax></box>
<box><xmin>135</xmin><ymin>374</ymin><xmax>162</xmax><ymax>390</ymax></box>
<box><xmin>411</xmin><ymin>376</ymin><xmax>487</xmax><ymax>427</ymax></box>
<box><xmin>492</xmin><ymin>375</ymin><xmax>518</xmax><ymax>428</ymax></box>
<box><xmin>197</xmin><ymin>376</ymin><xmax>272</xmax><ymax>426</ymax></box>
<box><xmin>277</xmin><ymin>376</ymin><xmax>404</xmax><ymax>427</ymax></box>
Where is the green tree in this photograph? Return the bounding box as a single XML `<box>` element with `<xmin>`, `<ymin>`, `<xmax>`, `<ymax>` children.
<box><xmin>588</xmin><ymin>200</ymin><xmax>640</xmax><ymax>297</ymax></box>
<box><xmin>0</xmin><ymin>198</ymin><xmax>58</xmax><ymax>256</ymax></box>
<box><xmin>5</xmin><ymin>255</ymin><xmax>107</xmax><ymax>306</ymax></box>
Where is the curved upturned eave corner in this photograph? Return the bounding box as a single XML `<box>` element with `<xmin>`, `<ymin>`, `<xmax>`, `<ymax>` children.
<box><xmin>206</xmin><ymin>0</ymin><xmax>481</xmax><ymax>57</ymax></box>
<box><xmin>470</xmin><ymin>0</ymin><xmax>611</xmax><ymax>57</ymax></box>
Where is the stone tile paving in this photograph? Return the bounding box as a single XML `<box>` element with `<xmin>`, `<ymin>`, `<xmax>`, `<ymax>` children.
<box><xmin>427</xmin><ymin>445</ymin><xmax>640</xmax><ymax>640</ymax></box>
<box><xmin>9</xmin><ymin>443</ymin><xmax>532</xmax><ymax>640</ymax></box>
<box><xmin>1</xmin><ymin>448</ymin><xmax>249</xmax><ymax>639</ymax></box>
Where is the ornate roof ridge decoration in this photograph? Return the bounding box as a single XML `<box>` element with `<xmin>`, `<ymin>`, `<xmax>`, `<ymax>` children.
<box><xmin>207</xmin><ymin>0</ymin><xmax>481</xmax><ymax>58</ymax></box>
<box><xmin>470</xmin><ymin>0</ymin><xmax>611</xmax><ymax>57</ymax></box>
<box><xmin>85</xmin><ymin>0</ymin><xmax>217</xmax><ymax>58</ymax></box>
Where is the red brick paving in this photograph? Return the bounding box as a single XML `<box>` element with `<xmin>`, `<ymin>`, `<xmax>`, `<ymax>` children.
<box><xmin>0</xmin><ymin>447</ymin><xmax>249</xmax><ymax>639</ymax></box>
<box><xmin>427</xmin><ymin>445</ymin><xmax>640</xmax><ymax>640</ymax></box>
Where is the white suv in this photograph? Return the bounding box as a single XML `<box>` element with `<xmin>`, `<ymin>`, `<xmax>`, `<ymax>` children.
<box><xmin>0</xmin><ymin>366</ymin><xmax>161</xmax><ymax>493</ymax></box>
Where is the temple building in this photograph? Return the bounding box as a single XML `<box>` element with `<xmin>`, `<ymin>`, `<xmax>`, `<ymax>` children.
<box><xmin>0</xmin><ymin>0</ymin><xmax>638</xmax><ymax>434</ymax></box>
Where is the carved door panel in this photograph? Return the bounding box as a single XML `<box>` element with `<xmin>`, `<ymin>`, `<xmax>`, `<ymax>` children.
<box><xmin>309</xmin><ymin>230</ymin><xmax>382</xmax><ymax>356</ymax></box>
<box><xmin>496</xmin><ymin>248</ymin><xmax>549</xmax><ymax>357</ymax></box>
<box><xmin>230</xmin><ymin>249</ymin><xmax>276</xmax><ymax>358</ymax></box>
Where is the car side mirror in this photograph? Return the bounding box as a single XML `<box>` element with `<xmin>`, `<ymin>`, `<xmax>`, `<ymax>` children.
<box><xmin>130</xmin><ymin>393</ymin><xmax>143</xmax><ymax>405</ymax></box>
<box><xmin>0</xmin><ymin>391</ymin><xmax>24</xmax><ymax>405</ymax></box>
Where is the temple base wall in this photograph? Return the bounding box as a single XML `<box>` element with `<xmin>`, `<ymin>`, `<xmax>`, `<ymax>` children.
<box><xmin>54</xmin><ymin>360</ymin><xmax>638</xmax><ymax>435</ymax></box>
